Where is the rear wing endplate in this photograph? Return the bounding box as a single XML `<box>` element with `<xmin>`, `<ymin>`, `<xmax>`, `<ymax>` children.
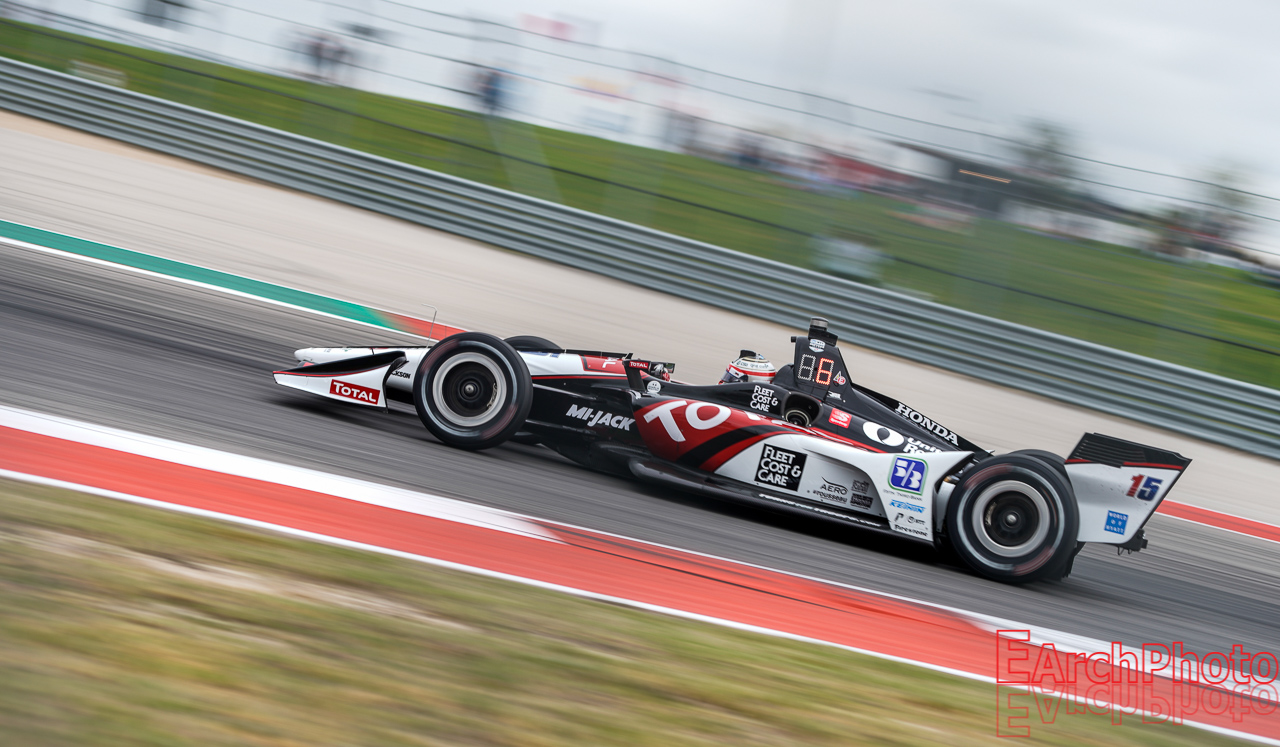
<box><xmin>1066</xmin><ymin>433</ymin><xmax>1191</xmax><ymax>544</ymax></box>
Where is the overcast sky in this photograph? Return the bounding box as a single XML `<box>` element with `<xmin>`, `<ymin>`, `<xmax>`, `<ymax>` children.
<box><xmin>438</xmin><ymin>0</ymin><xmax>1280</xmax><ymax>250</ymax></box>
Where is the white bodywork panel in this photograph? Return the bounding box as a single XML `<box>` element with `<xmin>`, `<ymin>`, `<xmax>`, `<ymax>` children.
<box><xmin>714</xmin><ymin>434</ymin><xmax>971</xmax><ymax>542</ymax></box>
<box><xmin>273</xmin><ymin>356</ymin><xmax>402</xmax><ymax>409</ymax></box>
<box><xmin>294</xmin><ymin>347</ymin><xmax>430</xmax><ymax>395</ymax></box>
<box><xmin>1068</xmin><ymin>462</ymin><xmax>1182</xmax><ymax>543</ymax></box>
<box><xmin>291</xmin><ymin>347</ymin><xmax>627</xmax><ymax>396</ymax></box>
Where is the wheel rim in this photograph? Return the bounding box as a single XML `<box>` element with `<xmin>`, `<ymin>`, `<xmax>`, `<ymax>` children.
<box><xmin>971</xmin><ymin>480</ymin><xmax>1051</xmax><ymax>558</ymax></box>
<box><xmin>431</xmin><ymin>352</ymin><xmax>506</xmax><ymax>427</ymax></box>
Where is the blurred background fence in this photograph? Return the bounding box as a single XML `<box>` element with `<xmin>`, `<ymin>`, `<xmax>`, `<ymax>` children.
<box><xmin>1</xmin><ymin>5</ymin><xmax>1279</xmax><ymax>390</ymax></box>
<box><xmin>6</xmin><ymin>55</ymin><xmax>1280</xmax><ymax>461</ymax></box>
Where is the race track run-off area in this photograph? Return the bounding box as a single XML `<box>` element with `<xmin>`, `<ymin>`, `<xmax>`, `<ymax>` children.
<box><xmin>2</xmin><ymin>113</ymin><xmax>1280</xmax><ymax>742</ymax></box>
<box><xmin>2</xmin><ymin>402</ymin><xmax>1279</xmax><ymax>743</ymax></box>
<box><xmin>1</xmin><ymin>230</ymin><xmax>1280</xmax><ymax>742</ymax></box>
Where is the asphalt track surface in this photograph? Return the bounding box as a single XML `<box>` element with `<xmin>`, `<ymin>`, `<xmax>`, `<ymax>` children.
<box><xmin>5</xmin><ymin>110</ymin><xmax>1279</xmax><ymax>527</ymax></box>
<box><xmin>3</xmin><ymin>243</ymin><xmax>1279</xmax><ymax>662</ymax></box>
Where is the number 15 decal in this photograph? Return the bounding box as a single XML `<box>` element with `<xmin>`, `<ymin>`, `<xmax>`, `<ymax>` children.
<box><xmin>1127</xmin><ymin>474</ymin><xmax>1163</xmax><ymax>501</ymax></box>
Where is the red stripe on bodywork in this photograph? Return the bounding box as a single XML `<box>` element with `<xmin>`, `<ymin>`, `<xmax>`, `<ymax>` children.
<box><xmin>698</xmin><ymin>431</ymin><xmax>778</xmax><ymax>472</ymax></box>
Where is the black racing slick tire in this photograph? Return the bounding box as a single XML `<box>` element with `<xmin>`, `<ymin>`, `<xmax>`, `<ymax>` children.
<box><xmin>413</xmin><ymin>333</ymin><xmax>532</xmax><ymax>450</ymax></box>
<box><xmin>945</xmin><ymin>454</ymin><xmax>1079</xmax><ymax>584</ymax></box>
<box><xmin>1008</xmin><ymin>449</ymin><xmax>1069</xmax><ymax>480</ymax></box>
<box><xmin>503</xmin><ymin>335</ymin><xmax>561</xmax><ymax>352</ymax></box>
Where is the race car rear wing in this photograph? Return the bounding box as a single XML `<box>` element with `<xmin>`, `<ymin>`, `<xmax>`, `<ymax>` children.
<box><xmin>273</xmin><ymin>351</ymin><xmax>406</xmax><ymax>411</ymax></box>
<box><xmin>1065</xmin><ymin>433</ymin><xmax>1191</xmax><ymax>545</ymax></box>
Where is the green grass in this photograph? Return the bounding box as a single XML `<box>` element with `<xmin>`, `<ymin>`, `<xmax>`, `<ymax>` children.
<box><xmin>0</xmin><ymin>478</ymin><xmax>1250</xmax><ymax>746</ymax></box>
<box><xmin>4</xmin><ymin>19</ymin><xmax>1280</xmax><ymax>387</ymax></box>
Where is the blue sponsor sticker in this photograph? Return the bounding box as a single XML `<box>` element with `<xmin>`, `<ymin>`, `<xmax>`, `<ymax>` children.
<box><xmin>889</xmin><ymin>456</ymin><xmax>927</xmax><ymax>494</ymax></box>
<box><xmin>1105</xmin><ymin>510</ymin><xmax>1129</xmax><ymax>535</ymax></box>
<box><xmin>889</xmin><ymin>499</ymin><xmax>924</xmax><ymax>513</ymax></box>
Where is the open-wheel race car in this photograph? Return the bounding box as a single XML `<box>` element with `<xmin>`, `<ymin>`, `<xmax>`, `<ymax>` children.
<box><xmin>273</xmin><ymin>317</ymin><xmax>1190</xmax><ymax>584</ymax></box>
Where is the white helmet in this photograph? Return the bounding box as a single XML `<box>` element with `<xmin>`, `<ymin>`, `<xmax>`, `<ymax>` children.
<box><xmin>720</xmin><ymin>350</ymin><xmax>776</xmax><ymax>384</ymax></box>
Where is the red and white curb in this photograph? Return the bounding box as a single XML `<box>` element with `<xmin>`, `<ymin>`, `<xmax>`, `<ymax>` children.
<box><xmin>0</xmin><ymin>403</ymin><xmax>1277</xmax><ymax>743</ymax></box>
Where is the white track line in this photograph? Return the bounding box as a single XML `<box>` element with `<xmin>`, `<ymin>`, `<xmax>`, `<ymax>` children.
<box><xmin>5</xmin><ymin>230</ymin><xmax>1280</xmax><ymax>741</ymax></box>
<box><xmin>0</xmin><ymin>234</ymin><xmax>435</xmax><ymax>340</ymax></box>
<box><xmin>2</xmin><ymin>465</ymin><xmax>1274</xmax><ymax>745</ymax></box>
<box><xmin>0</xmin><ymin>403</ymin><xmax>557</xmax><ymax>542</ymax></box>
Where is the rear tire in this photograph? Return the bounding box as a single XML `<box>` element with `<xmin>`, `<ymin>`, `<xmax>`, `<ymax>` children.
<box><xmin>1008</xmin><ymin>448</ymin><xmax>1068</xmax><ymax>480</ymax></box>
<box><xmin>946</xmin><ymin>454</ymin><xmax>1079</xmax><ymax>583</ymax></box>
<box><xmin>413</xmin><ymin>333</ymin><xmax>532</xmax><ymax>450</ymax></box>
<box><xmin>504</xmin><ymin>335</ymin><xmax>561</xmax><ymax>352</ymax></box>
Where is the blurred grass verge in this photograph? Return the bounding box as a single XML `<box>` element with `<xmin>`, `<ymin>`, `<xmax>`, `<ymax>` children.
<box><xmin>2</xmin><ymin>19</ymin><xmax>1279</xmax><ymax>388</ymax></box>
<box><xmin>0</xmin><ymin>479</ymin><xmax>1246</xmax><ymax>746</ymax></box>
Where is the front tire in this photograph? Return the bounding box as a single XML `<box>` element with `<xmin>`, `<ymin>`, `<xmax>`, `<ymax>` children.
<box><xmin>413</xmin><ymin>333</ymin><xmax>532</xmax><ymax>450</ymax></box>
<box><xmin>945</xmin><ymin>454</ymin><xmax>1079</xmax><ymax>583</ymax></box>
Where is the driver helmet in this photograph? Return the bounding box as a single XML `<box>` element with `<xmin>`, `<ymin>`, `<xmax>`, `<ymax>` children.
<box><xmin>719</xmin><ymin>350</ymin><xmax>777</xmax><ymax>384</ymax></box>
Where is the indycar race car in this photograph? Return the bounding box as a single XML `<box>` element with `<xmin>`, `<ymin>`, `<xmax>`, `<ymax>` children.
<box><xmin>273</xmin><ymin>317</ymin><xmax>1190</xmax><ymax>583</ymax></box>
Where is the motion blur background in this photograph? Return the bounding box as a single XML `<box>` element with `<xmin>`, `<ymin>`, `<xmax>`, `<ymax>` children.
<box><xmin>3</xmin><ymin>0</ymin><xmax>1279</xmax><ymax>386</ymax></box>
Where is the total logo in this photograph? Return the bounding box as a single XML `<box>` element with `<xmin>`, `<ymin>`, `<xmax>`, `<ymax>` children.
<box><xmin>566</xmin><ymin>405</ymin><xmax>635</xmax><ymax>431</ymax></box>
<box><xmin>330</xmin><ymin>379</ymin><xmax>380</xmax><ymax>404</ymax></box>
<box><xmin>889</xmin><ymin>456</ymin><xmax>927</xmax><ymax>494</ymax></box>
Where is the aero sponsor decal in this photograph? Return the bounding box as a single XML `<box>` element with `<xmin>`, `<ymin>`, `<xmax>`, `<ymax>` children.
<box><xmin>330</xmin><ymin>379</ymin><xmax>380</xmax><ymax>404</ymax></box>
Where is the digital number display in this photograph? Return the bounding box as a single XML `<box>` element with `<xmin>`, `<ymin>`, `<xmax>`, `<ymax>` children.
<box><xmin>797</xmin><ymin>354</ymin><xmax>836</xmax><ymax>386</ymax></box>
<box><xmin>798</xmin><ymin>354</ymin><xmax>814</xmax><ymax>381</ymax></box>
<box><xmin>816</xmin><ymin>357</ymin><xmax>834</xmax><ymax>385</ymax></box>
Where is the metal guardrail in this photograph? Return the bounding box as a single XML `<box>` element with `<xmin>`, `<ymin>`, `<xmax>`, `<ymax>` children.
<box><xmin>2</xmin><ymin>56</ymin><xmax>1278</xmax><ymax>460</ymax></box>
